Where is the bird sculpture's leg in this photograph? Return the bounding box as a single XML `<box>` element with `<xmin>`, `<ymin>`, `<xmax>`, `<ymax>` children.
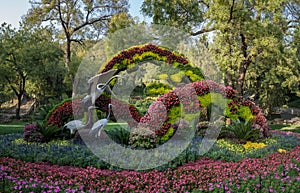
<box><xmin>97</xmin><ymin>128</ymin><xmax>103</xmax><ymax>138</ymax></box>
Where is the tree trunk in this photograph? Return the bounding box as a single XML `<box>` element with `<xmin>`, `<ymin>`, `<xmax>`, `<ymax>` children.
<box><xmin>66</xmin><ymin>38</ymin><xmax>71</xmax><ymax>71</ymax></box>
<box><xmin>236</xmin><ymin>60</ymin><xmax>250</xmax><ymax>96</ymax></box>
<box><xmin>225</xmin><ymin>71</ymin><xmax>234</xmax><ymax>88</ymax></box>
<box><xmin>16</xmin><ymin>94</ymin><xmax>22</xmax><ymax>119</ymax></box>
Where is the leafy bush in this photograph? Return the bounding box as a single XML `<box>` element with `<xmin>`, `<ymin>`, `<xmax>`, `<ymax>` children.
<box><xmin>33</xmin><ymin>98</ymin><xmax>61</xmax><ymax>122</ymax></box>
<box><xmin>129</xmin><ymin>127</ymin><xmax>156</xmax><ymax>149</ymax></box>
<box><xmin>37</xmin><ymin>122</ymin><xmax>61</xmax><ymax>143</ymax></box>
<box><xmin>24</xmin><ymin>122</ymin><xmax>61</xmax><ymax>143</ymax></box>
<box><xmin>130</xmin><ymin>97</ymin><xmax>156</xmax><ymax>115</ymax></box>
<box><xmin>23</xmin><ymin>124</ymin><xmax>43</xmax><ymax>143</ymax></box>
<box><xmin>222</xmin><ymin>119</ymin><xmax>260</xmax><ymax>142</ymax></box>
<box><xmin>105</xmin><ymin>127</ymin><xmax>130</xmax><ymax>146</ymax></box>
<box><xmin>46</xmin><ymin>98</ymin><xmax>83</xmax><ymax>127</ymax></box>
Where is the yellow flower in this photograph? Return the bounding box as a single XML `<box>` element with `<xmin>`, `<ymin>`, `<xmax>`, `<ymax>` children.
<box><xmin>278</xmin><ymin>148</ymin><xmax>287</xmax><ymax>153</ymax></box>
<box><xmin>243</xmin><ymin>141</ymin><xmax>266</xmax><ymax>150</ymax></box>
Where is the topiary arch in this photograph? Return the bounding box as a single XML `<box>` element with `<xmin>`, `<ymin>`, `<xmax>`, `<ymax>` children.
<box><xmin>46</xmin><ymin>44</ymin><xmax>270</xmax><ymax>144</ymax></box>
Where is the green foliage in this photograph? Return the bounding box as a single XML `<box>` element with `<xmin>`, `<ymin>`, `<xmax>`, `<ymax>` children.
<box><xmin>131</xmin><ymin>97</ymin><xmax>156</xmax><ymax>115</ymax></box>
<box><xmin>198</xmin><ymin>93</ymin><xmax>228</xmax><ymax>108</ymax></box>
<box><xmin>269</xmin><ymin>124</ymin><xmax>300</xmax><ymax>134</ymax></box>
<box><xmin>0</xmin><ymin>24</ymin><xmax>65</xmax><ymax>118</ymax></box>
<box><xmin>167</xmin><ymin>105</ymin><xmax>182</xmax><ymax>124</ymax></box>
<box><xmin>108</xmin><ymin>12</ymin><xmax>135</xmax><ymax>34</ymax></box>
<box><xmin>129</xmin><ymin>127</ymin><xmax>156</xmax><ymax>149</ymax></box>
<box><xmin>141</xmin><ymin>0</ymin><xmax>204</xmax><ymax>32</ymax></box>
<box><xmin>170</xmin><ymin>71</ymin><xmax>185</xmax><ymax>83</ymax></box>
<box><xmin>145</xmin><ymin>82</ymin><xmax>173</xmax><ymax>96</ymax></box>
<box><xmin>225</xmin><ymin>104</ymin><xmax>254</xmax><ymax>122</ymax></box>
<box><xmin>25</xmin><ymin>0</ymin><xmax>129</xmax><ymax>79</ymax></box>
<box><xmin>104</xmin><ymin>127</ymin><xmax>130</xmax><ymax>146</ymax></box>
<box><xmin>33</xmin><ymin>98</ymin><xmax>62</xmax><ymax>122</ymax></box>
<box><xmin>223</xmin><ymin>119</ymin><xmax>260</xmax><ymax>142</ymax></box>
<box><xmin>157</xmin><ymin>127</ymin><xmax>174</xmax><ymax>144</ymax></box>
<box><xmin>36</xmin><ymin>122</ymin><xmax>61</xmax><ymax>143</ymax></box>
<box><xmin>141</xmin><ymin>0</ymin><xmax>300</xmax><ymax>114</ymax></box>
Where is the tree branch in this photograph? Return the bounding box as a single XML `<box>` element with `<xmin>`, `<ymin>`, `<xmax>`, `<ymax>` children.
<box><xmin>228</xmin><ymin>0</ymin><xmax>235</xmax><ymax>23</ymax></box>
<box><xmin>198</xmin><ymin>0</ymin><xmax>209</xmax><ymax>8</ymax></box>
<box><xmin>190</xmin><ymin>27</ymin><xmax>215</xmax><ymax>36</ymax></box>
<box><xmin>70</xmin><ymin>38</ymin><xmax>84</xmax><ymax>45</ymax></box>
<box><xmin>57</xmin><ymin>0</ymin><xmax>69</xmax><ymax>36</ymax></box>
<box><xmin>73</xmin><ymin>15</ymin><xmax>112</xmax><ymax>32</ymax></box>
<box><xmin>5</xmin><ymin>76</ymin><xmax>19</xmax><ymax>96</ymax></box>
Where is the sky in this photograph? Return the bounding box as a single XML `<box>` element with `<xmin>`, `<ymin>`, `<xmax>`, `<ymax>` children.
<box><xmin>0</xmin><ymin>0</ymin><xmax>149</xmax><ymax>29</ymax></box>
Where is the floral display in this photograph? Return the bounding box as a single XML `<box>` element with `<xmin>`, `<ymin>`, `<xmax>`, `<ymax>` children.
<box><xmin>243</xmin><ymin>141</ymin><xmax>267</xmax><ymax>150</ymax></box>
<box><xmin>100</xmin><ymin>44</ymin><xmax>190</xmax><ymax>73</ymax></box>
<box><xmin>46</xmin><ymin>99</ymin><xmax>83</xmax><ymax>127</ymax></box>
<box><xmin>23</xmin><ymin>123</ymin><xmax>43</xmax><ymax>143</ymax></box>
<box><xmin>1</xmin><ymin>145</ymin><xmax>300</xmax><ymax>192</ymax></box>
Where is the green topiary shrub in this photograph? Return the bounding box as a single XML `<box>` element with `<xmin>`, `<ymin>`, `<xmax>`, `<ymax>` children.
<box><xmin>145</xmin><ymin>82</ymin><xmax>173</xmax><ymax>96</ymax></box>
<box><xmin>157</xmin><ymin>127</ymin><xmax>175</xmax><ymax>144</ymax></box>
<box><xmin>225</xmin><ymin>100</ymin><xmax>254</xmax><ymax>122</ymax></box>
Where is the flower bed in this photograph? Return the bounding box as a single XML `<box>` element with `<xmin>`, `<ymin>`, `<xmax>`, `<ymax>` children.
<box><xmin>1</xmin><ymin>146</ymin><xmax>300</xmax><ymax>192</ymax></box>
<box><xmin>1</xmin><ymin>132</ymin><xmax>299</xmax><ymax>170</ymax></box>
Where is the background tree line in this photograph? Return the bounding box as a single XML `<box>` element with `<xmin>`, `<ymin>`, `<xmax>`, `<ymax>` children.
<box><xmin>0</xmin><ymin>0</ymin><xmax>299</xmax><ymax>119</ymax></box>
<box><xmin>141</xmin><ymin>0</ymin><xmax>300</xmax><ymax>114</ymax></box>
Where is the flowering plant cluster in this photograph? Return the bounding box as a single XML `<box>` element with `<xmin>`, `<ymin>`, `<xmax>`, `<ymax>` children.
<box><xmin>95</xmin><ymin>95</ymin><xmax>142</xmax><ymax>127</ymax></box>
<box><xmin>46</xmin><ymin>99</ymin><xmax>83</xmax><ymax>127</ymax></box>
<box><xmin>23</xmin><ymin>124</ymin><xmax>43</xmax><ymax>143</ymax></box>
<box><xmin>1</xmin><ymin>145</ymin><xmax>300</xmax><ymax>192</ymax></box>
<box><xmin>132</xmin><ymin>80</ymin><xmax>269</xmax><ymax>142</ymax></box>
<box><xmin>243</xmin><ymin>141</ymin><xmax>267</xmax><ymax>150</ymax></box>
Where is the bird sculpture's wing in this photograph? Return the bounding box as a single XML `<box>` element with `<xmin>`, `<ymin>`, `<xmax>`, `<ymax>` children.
<box><xmin>87</xmin><ymin>69</ymin><xmax>118</xmax><ymax>95</ymax></box>
<box><xmin>87</xmin><ymin>69</ymin><xmax>118</xmax><ymax>85</ymax></box>
<box><xmin>80</xmin><ymin>95</ymin><xmax>92</xmax><ymax>108</ymax></box>
<box><xmin>89</xmin><ymin>119</ymin><xmax>108</xmax><ymax>137</ymax></box>
<box><xmin>64</xmin><ymin>120</ymin><xmax>84</xmax><ymax>135</ymax></box>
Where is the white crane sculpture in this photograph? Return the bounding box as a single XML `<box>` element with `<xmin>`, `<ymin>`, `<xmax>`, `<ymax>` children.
<box><xmin>89</xmin><ymin>103</ymin><xmax>112</xmax><ymax>138</ymax></box>
<box><xmin>81</xmin><ymin>74</ymin><xmax>122</xmax><ymax>107</ymax></box>
<box><xmin>63</xmin><ymin>106</ymin><xmax>97</xmax><ymax>136</ymax></box>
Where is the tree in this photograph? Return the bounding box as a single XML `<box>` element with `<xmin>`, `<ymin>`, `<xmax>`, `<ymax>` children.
<box><xmin>0</xmin><ymin>23</ymin><xmax>64</xmax><ymax>119</ymax></box>
<box><xmin>141</xmin><ymin>0</ymin><xmax>300</xmax><ymax>113</ymax></box>
<box><xmin>25</xmin><ymin>0</ymin><xmax>129</xmax><ymax>82</ymax></box>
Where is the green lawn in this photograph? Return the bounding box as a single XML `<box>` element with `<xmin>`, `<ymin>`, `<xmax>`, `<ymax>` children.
<box><xmin>269</xmin><ymin>124</ymin><xmax>300</xmax><ymax>134</ymax></box>
<box><xmin>1</xmin><ymin>120</ymin><xmax>300</xmax><ymax>135</ymax></box>
<box><xmin>0</xmin><ymin>121</ymin><xmax>127</xmax><ymax>135</ymax></box>
<box><xmin>0</xmin><ymin>121</ymin><xmax>26</xmax><ymax>135</ymax></box>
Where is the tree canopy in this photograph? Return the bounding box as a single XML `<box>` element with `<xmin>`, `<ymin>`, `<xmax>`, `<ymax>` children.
<box><xmin>25</xmin><ymin>0</ymin><xmax>129</xmax><ymax>82</ymax></box>
<box><xmin>0</xmin><ymin>23</ymin><xmax>64</xmax><ymax>118</ymax></box>
<box><xmin>141</xmin><ymin>0</ymin><xmax>300</xmax><ymax>113</ymax></box>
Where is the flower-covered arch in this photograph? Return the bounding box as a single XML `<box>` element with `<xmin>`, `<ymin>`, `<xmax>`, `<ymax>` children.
<box><xmin>99</xmin><ymin>44</ymin><xmax>204</xmax><ymax>82</ymax></box>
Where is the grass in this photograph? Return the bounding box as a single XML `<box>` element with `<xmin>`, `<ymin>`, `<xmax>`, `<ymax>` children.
<box><xmin>0</xmin><ymin>121</ymin><xmax>127</xmax><ymax>135</ymax></box>
<box><xmin>269</xmin><ymin>124</ymin><xmax>300</xmax><ymax>134</ymax></box>
<box><xmin>0</xmin><ymin>120</ymin><xmax>26</xmax><ymax>135</ymax></box>
<box><xmin>288</xmin><ymin>98</ymin><xmax>300</xmax><ymax>108</ymax></box>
